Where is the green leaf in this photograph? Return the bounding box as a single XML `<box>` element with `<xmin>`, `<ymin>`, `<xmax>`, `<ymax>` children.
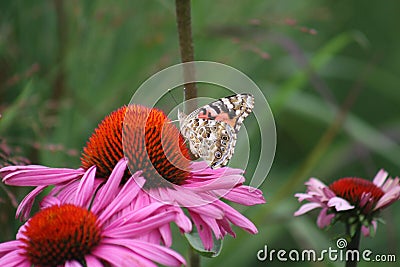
<box><xmin>184</xmin><ymin>230</ymin><xmax>223</xmax><ymax>258</ymax></box>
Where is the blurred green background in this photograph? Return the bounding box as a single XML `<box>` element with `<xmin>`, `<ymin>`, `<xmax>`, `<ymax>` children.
<box><xmin>1</xmin><ymin>0</ymin><xmax>399</xmax><ymax>266</ymax></box>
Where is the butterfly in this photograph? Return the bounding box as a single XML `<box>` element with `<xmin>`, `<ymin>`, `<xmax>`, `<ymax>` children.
<box><xmin>178</xmin><ymin>93</ymin><xmax>254</xmax><ymax>169</ymax></box>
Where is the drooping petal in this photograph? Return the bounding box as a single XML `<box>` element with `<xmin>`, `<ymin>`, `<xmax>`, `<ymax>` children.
<box><xmin>374</xmin><ymin>185</ymin><xmax>400</xmax><ymax>210</ymax></box>
<box><xmin>73</xmin><ymin>166</ymin><xmax>96</xmax><ymax>207</ymax></box>
<box><xmin>215</xmin><ymin>200</ymin><xmax>258</xmax><ymax>234</ymax></box>
<box><xmin>91</xmin><ymin>244</ymin><xmax>157</xmax><ymax>267</ymax></box>
<box><xmin>84</xmin><ymin>255</ymin><xmax>103</xmax><ymax>267</ymax></box>
<box><xmin>64</xmin><ymin>260</ymin><xmax>83</xmax><ymax>267</ymax></box>
<box><xmin>91</xmin><ymin>158</ymin><xmax>129</xmax><ymax>213</ymax></box>
<box><xmin>293</xmin><ymin>202</ymin><xmax>322</xmax><ymax>216</ymax></box>
<box><xmin>327</xmin><ymin>197</ymin><xmax>354</xmax><ymax>211</ymax></box>
<box><xmin>103</xmin><ymin>210</ymin><xmax>178</xmax><ymax>238</ymax></box>
<box><xmin>317</xmin><ymin>207</ymin><xmax>335</xmax><ymax>228</ymax></box>
<box><xmin>103</xmin><ymin>238</ymin><xmax>186</xmax><ymax>267</ymax></box>
<box><xmin>219</xmin><ymin>185</ymin><xmax>265</xmax><ymax>206</ymax></box>
<box><xmin>96</xmin><ymin>174</ymin><xmax>145</xmax><ymax>223</ymax></box>
<box><xmin>189</xmin><ymin>211</ymin><xmax>214</xmax><ymax>250</ymax></box>
<box><xmin>16</xmin><ymin>185</ymin><xmax>46</xmax><ymax>219</ymax></box>
<box><xmin>294</xmin><ymin>193</ymin><xmax>314</xmax><ymax>202</ymax></box>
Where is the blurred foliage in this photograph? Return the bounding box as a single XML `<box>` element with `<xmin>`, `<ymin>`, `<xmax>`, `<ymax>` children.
<box><xmin>0</xmin><ymin>0</ymin><xmax>399</xmax><ymax>266</ymax></box>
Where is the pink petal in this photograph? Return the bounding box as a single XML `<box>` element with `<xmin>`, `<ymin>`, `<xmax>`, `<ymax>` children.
<box><xmin>159</xmin><ymin>224</ymin><xmax>173</xmax><ymax>247</ymax></box>
<box><xmin>294</xmin><ymin>202</ymin><xmax>322</xmax><ymax>216</ymax></box>
<box><xmin>84</xmin><ymin>255</ymin><xmax>103</xmax><ymax>267</ymax></box>
<box><xmin>96</xmin><ymin>174</ymin><xmax>145</xmax><ymax>222</ymax></box>
<box><xmin>64</xmin><ymin>260</ymin><xmax>83</xmax><ymax>267</ymax></box>
<box><xmin>16</xmin><ymin>186</ymin><xmax>46</xmax><ymax>219</ymax></box>
<box><xmin>2</xmin><ymin>166</ymin><xmax>84</xmax><ymax>186</ymax></box>
<box><xmin>321</xmin><ymin>187</ymin><xmax>336</xmax><ymax>199</ymax></box>
<box><xmin>200</xmin><ymin>214</ymin><xmax>223</xmax><ymax>238</ymax></box>
<box><xmin>361</xmin><ymin>221</ymin><xmax>377</xmax><ymax>237</ymax></box>
<box><xmin>175</xmin><ymin>208</ymin><xmax>192</xmax><ymax>233</ymax></box>
<box><xmin>0</xmin><ymin>240</ymin><xmax>21</xmax><ymax>256</ymax></box>
<box><xmin>317</xmin><ymin>207</ymin><xmax>335</xmax><ymax>228</ymax></box>
<box><xmin>40</xmin><ymin>196</ymin><xmax>61</xmax><ymax>209</ymax></box>
<box><xmin>372</xmin><ymin>169</ymin><xmax>388</xmax><ymax>187</ymax></box>
<box><xmin>215</xmin><ymin>200</ymin><xmax>258</xmax><ymax>234</ymax></box>
<box><xmin>103</xmin><ymin>210</ymin><xmax>177</xmax><ymax>238</ymax></box>
<box><xmin>220</xmin><ymin>185</ymin><xmax>265</xmax><ymax>206</ymax></box>
<box><xmin>103</xmin><ymin>238</ymin><xmax>186</xmax><ymax>267</ymax></box>
<box><xmin>0</xmin><ymin>247</ymin><xmax>29</xmax><ymax>267</ymax></box>
<box><xmin>189</xmin><ymin>211</ymin><xmax>214</xmax><ymax>250</ymax></box>
<box><xmin>183</xmin><ymin>174</ymin><xmax>244</xmax><ymax>191</ymax></box>
<box><xmin>374</xmin><ymin>185</ymin><xmax>400</xmax><ymax>210</ymax></box>
<box><xmin>327</xmin><ymin>197</ymin><xmax>354</xmax><ymax>211</ymax></box>
<box><xmin>91</xmin><ymin>159</ymin><xmax>128</xmax><ymax>213</ymax></box>
<box><xmin>106</xmin><ymin>202</ymin><xmax>173</xmax><ymax>229</ymax></box>
<box><xmin>92</xmin><ymin>244</ymin><xmax>157</xmax><ymax>267</ymax></box>
<box><xmin>73</xmin><ymin>166</ymin><xmax>96</xmax><ymax>207</ymax></box>
<box><xmin>218</xmin><ymin>217</ymin><xmax>235</xmax><ymax>237</ymax></box>
<box><xmin>381</xmin><ymin>176</ymin><xmax>400</xmax><ymax>192</ymax></box>
<box><xmin>294</xmin><ymin>193</ymin><xmax>313</xmax><ymax>202</ymax></box>
<box><xmin>306</xmin><ymin>178</ymin><xmax>329</xmax><ymax>194</ymax></box>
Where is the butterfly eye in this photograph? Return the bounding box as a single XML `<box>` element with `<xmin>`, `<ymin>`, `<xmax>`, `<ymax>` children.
<box><xmin>215</xmin><ymin>151</ymin><xmax>222</xmax><ymax>159</ymax></box>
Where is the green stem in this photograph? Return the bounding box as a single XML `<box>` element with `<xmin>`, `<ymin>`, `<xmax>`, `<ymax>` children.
<box><xmin>175</xmin><ymin>1</ymin><xmax>200</xmax><ymax>266</ymax></box>
<box><xmin>175</xmin><ymin>0</ymin><xmax>197</xmax><ymax>113</ymax></box>
<box><xmin>188</xmin><ymin>247</ymin><xmax>200</xmax><ymax>267</ymax></box>
<box><xmin>345</xmin><ymin>223</ymin><xmax>361</xmax><ymax>267</ymax></box>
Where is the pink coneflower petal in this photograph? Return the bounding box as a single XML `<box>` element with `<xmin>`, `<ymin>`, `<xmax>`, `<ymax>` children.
<box><xmin>84</xmin><ymin>254</ymin><xmax>102</xmax><ymax>267</ymax></box>
<box><xmin>91</xmin><ymin>244</ymin><xmax>156</xmax><ymax>267</ymax></box>
<box><xmin>217</xmin><ymin>185</ymin><xmax>265</xmax><ymax>205</ymax></box>
<box><xmin>16</xmin><ymin>185</ymin><xmax>46</xmax><ymax>219</ymax></box>
<box><xmin>0</xmin><ymin>249</ymin><xmax>29</xmax><ymax>267</ymax></box>
<box><xmin>294</xmin><ymin>202</ymin><xmax>322</xmax><ymax>216</ymax></box>
<box><xmin>317</xmin><ymin>207</ymin><xmax>335</xmax><ymax>228</ymax></box>
<box><xmin>96</xmin><ymin>175</ymin><xmax>145</xmax><ymax>223</ymax></box>
<box><xmin>189</xmin><ymin>211</ymin><xmax>214</xmax><ymax>250</ymax></box>
<box><xmin>381</xmin><ymin>176</ymin><xmax>400</xmax><ymax>192</ymax></box>
<box><xmin>372</xmin><ymin>169</ymin><xmax>388</xmax><ymax>187</ymax></box>
<box><xmin>294</xmin><ymin>193</ymin><xmax>313</xmax><ymax>202</ymax></box>
<box><xmin>215</xmin><ymin>200</ymin><xmax>258</xmax><ymax>234</ymax></box>
<box><xmin>361</xmin><ymin>220</ymin><xmax>377</xmax><ymax>237</ymax></box>
<box><xmin>327</xmin><ymin>196</ymin><xmax>354</xmax><ymax>211</ymax></box>
<box><xmin>103</xmin><ymin>209</ymin><xmax>179</xmax><ymax>238</ymax></box>
<box><xmin>64</xmin><ymin>260</ymin><xmax>82</xmax><ymax>267</ymax></box>
<box><xmin>2</xmin><ymin>166</ymin><xmax>84</xmax><ymax>186</ymax></box>
<box><xmin>74</xmin><ymin>166</ymin><xmax>96</xmax><ymax>207</ymax></box>
<box><xmin>104</xmin><ymin>238</ymin><xmax>186</xmax><ymax>267</ymax></box>
<box><xmin>374</xmin><ymin>185</ymin><xmax>400</xmax><ymax>210</ymax></box>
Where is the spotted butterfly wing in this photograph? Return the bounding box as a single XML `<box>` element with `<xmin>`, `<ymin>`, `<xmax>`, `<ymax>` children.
<box><xmin>178</xmin><ymin>93</ymin><xmax>254</xmax><ymax>169</ymax></box>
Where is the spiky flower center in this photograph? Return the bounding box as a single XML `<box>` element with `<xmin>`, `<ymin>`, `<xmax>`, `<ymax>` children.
<box><xmin>20</xmin><ymin>204</ymin><xmax>101</xmax><ymax>266</ymax></box>
<box><xmin>329</xmin><ymin>177</ymin><xmax>384</xmax><ymax>212</ymax></box>
<box><xmin>81</xmin><ymin>105</ymin><xmax>191</xmax><ymax>187</ymax></box>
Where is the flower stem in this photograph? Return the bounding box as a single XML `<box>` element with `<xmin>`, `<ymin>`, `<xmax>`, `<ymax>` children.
<box><xmin>345</xmin><ymin>223</ymin><xmax>361</xmax><ymax>267</ymax></box>
<box><xmin>175</xmin><ymin>1</ymin><xmax>200</xmax><ymax>266</ymax></box>
<box><xmin>175</xmin><ymin>0</ymin><xmax>197</xmax><ymax>113</ymax></box>
<box><xmin>188</xmin><ymin>247</ymin><xmax>201</xmax><ymax>267</ymax></box>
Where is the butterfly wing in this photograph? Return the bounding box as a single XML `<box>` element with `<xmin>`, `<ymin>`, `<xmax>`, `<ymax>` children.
<box><xmin>179</xmin><ymin>116</ymin><xmax>236</xmax><ymax>168</ymax></box>
<box><xmin>179</xmin><ymin>93</ymin><xmax>254</xmax><ymax>169</ymax></box>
